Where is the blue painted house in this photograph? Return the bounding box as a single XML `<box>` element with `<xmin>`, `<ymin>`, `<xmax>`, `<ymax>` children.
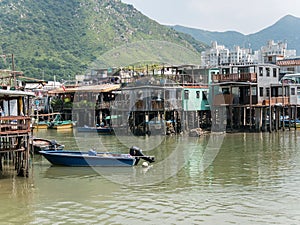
<box><xmin>181</xmin><ymin>85</ymin><xmax>210</xmax><ymax>130</ymax></box>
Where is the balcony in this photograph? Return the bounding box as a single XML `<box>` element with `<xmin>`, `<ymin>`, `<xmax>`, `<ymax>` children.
<box><xmin>261</xmin><ymin>97</ymin><xmax>290</xmax><ymax>106</ymax></box>
<box><xmin>0</xmin><ymin>116</ymin><xmax>31</xmax><ymax>135</ymax></box>
<box><xmin>131</xmin><ymin>99</ymin><xmax>182</xmax><ymax>111</ymax></box>
<box><xmin>213</xmin><ymin>94</ymin><xmax>258</xmax><ymax>106</ymax></box>
<box><xmin>212</xmin><ymin>73</ymin><xmax>257</xmax><ymax>83</ymax></box>
<box><xmin>213</xmin><ymin>94</ymin><xmax>234</xmax><ymax>105</ymax></box>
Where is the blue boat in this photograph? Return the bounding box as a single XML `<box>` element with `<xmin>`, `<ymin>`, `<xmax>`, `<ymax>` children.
<box><xmin>39</xmin><ymin>146</ymin><xmax>155</xmax><ymax>167</ymax></box>
<box><xmin>39</xmin><ymin>150</ymin><xmax>135</xmax><ymax>167</ymax></box>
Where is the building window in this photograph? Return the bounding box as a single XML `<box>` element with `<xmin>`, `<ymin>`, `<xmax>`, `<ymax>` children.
<box><xmin>259</xmin><ymin>87</ymin><xmax>263</xmax><ymax>97</ymax></box>
<box><xmin>184</xmin><ymin>90</ymin><xmax>189</xmax><ymax>100</ymax></box>
<box><xmin>196</xmin><ymin>91</ymin><xmax>200</xmax><ymax>99</ymax></box>
<box><xmin>202</xmin><ymin>91</ymin><xmax>207</xmax><ymax>100</ymax></box>
<box><xmin>252</xmin><ymin>87</ymin><xmax>257</xmax><ymax>96</ymax></box>
<box><xmin>291</xmin><ymin>88</ymin><xmax>296</xmax><ymax>95</ymax></box>
<box><xmin>285</xmin><ymin>86</ymin><xmax>289</xmax><ymax>96</ymax></box>
<box><xmin>259</xmin><ymin>67</ymin><xmax>263</xmax><ymax>76</ymax></box>
<box><xmin>266</xmin><ymin>68</ymin><xmax>270</xmax><ymax>77</ymax></box>
<box><xmin>273</xmin><ymin>68</ymin><xmax>277</xmax><ymax>78</ymax></box>
<box><xmin>266</xmin><ymin>87</ymin><xmax>270</xmax><ymax>97</ymax></box>
<box><xmin>278</xmin><ymin>87</ymin><xmax>283</xmax><ymax>96</ymax></box>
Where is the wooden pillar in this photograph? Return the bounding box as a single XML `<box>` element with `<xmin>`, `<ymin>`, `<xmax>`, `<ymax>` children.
<box><xmin>99</xmin><ymin>111</ymin><xmax>103</xmax><ymax>125</ymax></box>
<box><xmin>211</xmin><ymin>107</ymin><xmax>217</xmax><ymax>131</ymax></box>
<box><xmin>259</xmin><ymin>107</ymin><xmax>263</xmax><ymax>131</ymax></box>
<box><xmin>288</xmin><ymin>105</ymin><xmax>291</xmax><ymax>130</ymax></box>
<box><xmin>197</xmin><ymin>111</ymin><xmax>200</xmax><ymax>128</ymax></box>
<box><xmin>229</xmin><ymin>105</ymin><xmax>233</xmax><ymax>130</ymax></box>
<box><xmin>268</xmin><ymin>106</ymin><xmax>272</xmax><ymax>133</ymax></box>
<box><xmin>275</xmin><ymin>106</ymin><xmax>279</xmax><ymax>132</ymax></box>
<box><xmin>237</xmin><ymin>107</ymin><xmax>241</xmax><ymax>128</ymax></box>
<box><xmin>243</xmin><ymin>107</ymin><xmax>246</xmax><ymax>127</ymax></box>
<box><xmin>145</xmin><ymin>112</ymin><xmax>149</xmax><ymax>135</ymax></box>
<box><xmin>295</xmin><ymin>105</ymin><xmax>298</xmax><ymax>129</ymax></box>
<box><xmin>281</xmin><ymin>106</ymin><xmax>284</xmax><ymax>131</ymax></box>
<box><xmin>249</xmin><ymin>84</ymin><xmax>252</xmax><ymax>130</ymax></box>
<box><xmin>133</xmin><ymin>111</ymin><xmax>136</xmax><ymax>135</ymax></box>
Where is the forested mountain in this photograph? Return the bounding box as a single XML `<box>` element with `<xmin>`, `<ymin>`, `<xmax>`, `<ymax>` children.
<box><xmin>0</xmin><ymin>0</ymin><xmax>206</xmax><ymax>80</ymax></box>
<box><xmin>172</xmin><ymin>15</ymin><xmax>300</xmax><ymax>54</ymax></box>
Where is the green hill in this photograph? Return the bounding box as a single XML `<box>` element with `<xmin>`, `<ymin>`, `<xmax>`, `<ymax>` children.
<box><xmin>0</xmin><ymin>0</ymin><xmax>206</xmax><ymax>80</ymax></box>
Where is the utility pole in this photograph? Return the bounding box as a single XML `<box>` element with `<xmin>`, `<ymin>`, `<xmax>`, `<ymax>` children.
<box><xmin>12</xmin><ymin>54</ymin><xmax>17</xmax><ymax>88</ymax></box>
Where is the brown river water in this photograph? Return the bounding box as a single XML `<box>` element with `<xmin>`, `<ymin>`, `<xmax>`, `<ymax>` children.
<box><xmin>0</xmin><ymin>129</ymin><xmax>300</xmax><ymax>224</ymax></box>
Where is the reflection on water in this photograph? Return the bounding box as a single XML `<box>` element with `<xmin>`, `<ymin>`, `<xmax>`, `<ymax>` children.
<box><xmin>1</xmin><ymin>129</ymin><xmax>300</xmax><ymax>224</ymax></box>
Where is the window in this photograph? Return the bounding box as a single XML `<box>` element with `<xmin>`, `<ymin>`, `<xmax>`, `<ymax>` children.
<box><xmin>266</xmin><ymin>68</ymin><xmax>270</xmax><ymax>77</ymax></box>
<box><xmin>196</xmin><ymin>91</ymin><xmax>200</xmax><ymax>99</ymax></box>
<box><xmin>291</xmin><ymin>88</ymin><xmax>296</xmax><ymax>95</ymax></box>
<box><xmin>184</xmin><ymin>90</ymin><xmax>189</xmax><ymax>100</ymax></box>
<box><xmin>259</xmin><ymin>87</ymin><xmax>263</xmax><ymax>97</ymax></box>
<box><xmin>266</xmin><ymin>87</ymin><xmax>270</xmax><ymax>97</ymax></box>
<box><xmin>164</xmin><ymin>90</ymin><xmax>169</xmax><ymax>99</ymax></box>
<box><xmin>252</xmin><ymin>87</ymin><xmax>257</xmax><ymax>96</ymax></box>
<box><xmin>202</xmin><ymin>91</ymin><xmax>207</xmax><ymax>100</ymax></box>
<box><xmin>285</xmin><ymin>87</ymin><xmax>289</xmax><ymax>96</ymax></box>
<box><xmin>273</xmin><ymin>68</ymin><xmax>277</xmax><ymax>78</ymax></box>
<box><xmin>278</xmin><ymin>87</ymin><xmax>283</xmax><ymax>96</ymax></box>
<box><xmin>259</xmin><ymin>67</ymin><xmax>263</xmax><ymax>76</ymax></box>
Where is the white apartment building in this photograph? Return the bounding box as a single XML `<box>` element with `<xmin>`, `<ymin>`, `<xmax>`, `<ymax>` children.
<box><xmin>201</xmin><ymin>41</ymin><xmax>227</xmax><ymax>67</ymax></box>
<box><xmin>229</xmin><ymin>46</ymin><xmax>253</xmax><ymax>65</ymax></box>
<box><xmin>256</xmin><ymin>40</ymin><xmax>296</xmax><ymax>63</ymax></box>
<box><xmin>201</xmin><ymin>40</ymin><xmax>296</xmax><ymax>67</ymax></box>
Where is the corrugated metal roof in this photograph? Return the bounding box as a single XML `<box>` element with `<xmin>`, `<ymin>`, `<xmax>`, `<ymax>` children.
<box><xmin>0</xmin><ymin>89</ymin><xmax>35</xmax><ymax>97</ymax></box>
<box><xmin>48</xmin><ymin>84</ymin><xmax>121</xmax><ymax>94</ymax></box>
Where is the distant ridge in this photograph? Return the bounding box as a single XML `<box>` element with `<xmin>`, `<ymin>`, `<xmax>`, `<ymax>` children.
<box><xmin>172</xmin><ymin>15</ymin><xmax>300</xmax><ymax>54</ymax></box>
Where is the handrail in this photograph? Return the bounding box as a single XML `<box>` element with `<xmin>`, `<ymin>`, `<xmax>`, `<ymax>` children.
<box><xmin>0</xmin><ymin>116</ymin><xmax>31</xmax><ymax>135</ymax></box>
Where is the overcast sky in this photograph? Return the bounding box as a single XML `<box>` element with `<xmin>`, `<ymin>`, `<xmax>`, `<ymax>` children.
<box><xmin>122</xmin><ymin>0</ymin><xmax>300</xmax><ymax>34</ymax></box>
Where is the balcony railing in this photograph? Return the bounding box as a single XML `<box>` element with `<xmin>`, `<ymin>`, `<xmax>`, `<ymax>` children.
<box><xmin>262</xmin><ymin>97</ymin><xmax>290</xmax><ymax>105</ymax></box>
<box><xmin>213</xmin><ymin>94</ymin><xmax>234</xmax><ymax>105</ymax></box>
<box><xmin>0</xmin><ymin>116</ymin><xmax>31</xmax><ymax>135</ymax></box>
<box><xmin>212</xmin><ymin>73</ymin><xmax>257</xmax><ymax>83</ymax></box>
<box><xmin>213</xmin><ymin>94</ymin><xmax>258</xmax><ymax>106</ymax></box>
<box><xmin>125</xmin><ymin>99</ymin><xmax>181</xmax><ymax>111</ymax></box>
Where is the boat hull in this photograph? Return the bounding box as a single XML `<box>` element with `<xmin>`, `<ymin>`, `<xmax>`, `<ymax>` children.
<box><xmin>52</xmin><ymin>124</ymin><xmax>73</xmax><ymax>129</ymax></box>
<box><xmin>31</xmin><ymin>138</ymin><xmax>64</xmax><ymax>154</ymax></box>
<box><xmin>49</xmin><ymin>121</ymin><xmax>73</xmax><ymax>129</ymax></box>
<box><xmin>77</xmin><ymin>126</ymin><xmax>114</xmax><ymax>134</ymax></box>
<box><xmin>282</xmin><ymin>119</ymin><xmax>300</xmax><ymax>128</ymax></box>
<box><xmin>39</xmin><ymin>150</ymin><xmax>136</xmax><ymax>167</ymax></box>
<box><xmin>32</xmin><ymin>122</ymin><xmax>49</xmax><ymax>129</ymax></box>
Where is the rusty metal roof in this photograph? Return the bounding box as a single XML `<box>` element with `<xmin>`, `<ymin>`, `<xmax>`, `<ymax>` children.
<box><xmin>48</xmin><ymin>84</ymin><xmax>121</xmax><ymax>94</ymax></box>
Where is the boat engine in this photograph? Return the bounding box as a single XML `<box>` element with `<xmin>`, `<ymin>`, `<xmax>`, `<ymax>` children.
<box><xmin>50</xmin><ymin>140</ymin><xmax>58</xmax><ymax>147</ymax></box>
<box><xmin>129</xmin><ymin>146</ymin><xmax>155</xmax><ymax>166</ymax></box>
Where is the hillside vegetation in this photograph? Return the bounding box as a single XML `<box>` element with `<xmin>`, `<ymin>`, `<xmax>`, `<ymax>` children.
<box><xmin>0</xmin><ymin>0</ymin><xmax>206</xmax><ymax>80</ymax></box>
